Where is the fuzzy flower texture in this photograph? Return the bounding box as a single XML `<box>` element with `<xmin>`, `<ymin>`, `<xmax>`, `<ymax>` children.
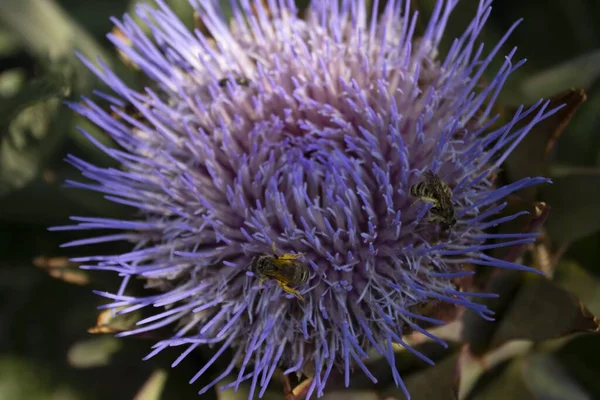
<box><xmin>59</xmin><ymin>0</ymin><xmax>559</xmax><ymax>398</ymax></box>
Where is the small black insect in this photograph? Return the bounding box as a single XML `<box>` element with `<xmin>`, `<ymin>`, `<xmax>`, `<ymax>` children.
<box><xmin>409</xmin><ymin>170</ymin><xmax>457</xmax><ymax>230</ymax></box>
<box><xmin>217</xmin><ymin>77</ymin><xmax>251</xmax><ymax>87</ymax></box>
<box><xmin>248</xmin><ymin>244</ymin><xmax>309</xmax><ymax>300</ymax></box>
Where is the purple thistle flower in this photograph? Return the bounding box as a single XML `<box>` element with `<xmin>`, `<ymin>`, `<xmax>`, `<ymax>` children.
<box><xmin>55</xmin><ymin>0</ymin><xmax>560</xmax><ymax>398</ymax></box>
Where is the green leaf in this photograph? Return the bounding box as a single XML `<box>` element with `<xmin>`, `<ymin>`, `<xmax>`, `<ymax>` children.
<box><xmin>488</xmin><ymin>274</ymin><xmax>595</xmax><ymax>347</ymax></box>
<box><xmin>382</xmin><ymin>353</ymin><xmax>458</xmax><ymax>400</ymax></box>
<box><xmin>540</xmin><ymin>173</ymin><xmax>600</xmax><ymax>244</ymax></box>
<box><xmin>463</xmin><ymin>273</ymin><xmax>595</xmax><ymax>355</ymax></box>
<box><xmin>553</xmin><ymin>260</ymin><xmax>600</xmax><ymax>318</ymax></box>
<box><xmin>0</xmin><ymin>357</ymin><xmax>52</xmax><ymax>400</ymax></box>
<box><xmin>0</xmin><ymin>164</ymin><xmax>130</xmax><ymax>224</ymax></box>
<box><xmin>551</xmin><ymin>333</ymin><xmax>600</xmax><ymax>395</ymax></box>
<box><xmin>0</xmin><ymin>69</ymin><xmax>27</xmax><ymax>97</ymax></box>
<box><xmin>555</xmin><ymin>86</ymin><xmax>600</xmax><ymax>166</ymax></box>
<box><xmin>563</xmin><ymin>232</ymin><xmax>600</xmax><ymax>276</ymax></box>
<box><xmin>503</xmin><ymin>89</ymin><xmax>586</xmax><ymax>200</ymax></box>
<box><xmin>464</xmin><ymin>358</ymin><xmax>535</xmax><ymax>400</ymax></box>
<box><xmin>0</xmin><ymin>357</ymin><xmax>84</xmax><ymax>400</ymax></box>
<box><xmin>457</xmin><ymin>341</ymin><xmax>533</xmax><ymax>400</ymax></box>
<box><xmin>490</xmin><ymin>197</ymin><xmax>550</xmax><ymax>262</ymax></box>
<box><xmin>67</xmin><ymin>336</ymin><xmax>122</xmax><ymax>368</ymax></box>
<box><xmin>548</xmin><ymin>164</ymin><xmax>600</xmax><ymax>178</ymax></box>
<box><xmin>0</xmin><ymin>0</ymin><xmax>114</xmax><ymax>82</ymax></box>
<box><xmin>0</xmin><ymin>69</ymin><xmax>68</xmax><ymax>122</ymax></box>
<box><xmin>462</xmin><ymin>270</ymin><xmax>523</xmax><ymax>356</ymax></box>
<box><xmin>522</xmin><ymin>353</ymin><xmax>589</xmax><ymax>400</ymax></box>
<box><xmin>215</xmin><ymin>385</ymin><xmax>251</xmax><ymax>400</ymax></box>
<box><xmin>0</xmin><ymin>69</ymin><xmax>70</xmax><ymax>197</ymax></box>
<box><xmin>461</xmin><ymin>333</ymin><xmax>600</xmax><ymax>400</ymax></box>
<box><xmin>518</xmin><ymin>50</ymin><xmax>600</xmax><ymax>104</ymax></box>
<box><xmin>133</xmin><ymin>369</ymin><xmax>168</xmax><ymax>400</ymax></box>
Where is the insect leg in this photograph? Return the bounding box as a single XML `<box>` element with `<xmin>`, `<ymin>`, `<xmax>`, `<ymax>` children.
<box><xmin>278</xmin><ymin>282</ymin><xmax>304</xmax><ymax>301</ymax></box>
<box><xmin>410</xmin><ymin>198</ymin><xmax>422</xmax><ymax>207</ymax></box>
<box><xmin>258</xmin><ymin>277</ymin><xmax>267</xmax><ymax>291</ymax></box>
<box><xmin>411</xmin><ymin>196</ymin><xmax>436</xmax><ymax>207</ymax></box>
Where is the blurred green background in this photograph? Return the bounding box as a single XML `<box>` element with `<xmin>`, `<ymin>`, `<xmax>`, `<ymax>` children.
<box><xmin>1</xmin><ymin>0</ymin><xmax>600</xmax><ymax>399</ymax></box>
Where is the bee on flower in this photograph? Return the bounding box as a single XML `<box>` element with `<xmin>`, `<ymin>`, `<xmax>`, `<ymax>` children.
<box><xmin>410</xmin><ymin>170</ymin><xmax>457</xmax><ymax>231</ymax></box>
<box><xmin>249</xmin><ymin>244</ymin><xmax>309</xmax><ymax>300</ymax></box>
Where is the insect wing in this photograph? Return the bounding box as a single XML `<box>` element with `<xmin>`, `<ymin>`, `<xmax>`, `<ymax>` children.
<box><xmin>422</xmin><ymin>170</ymin><xmax>437</xmax><ymax>182</ymax></box>
<box><xmin>273</xmin><ymin>252</ymin><xmax>303</xmax><ymax>265</ymax></box>
<box><xmin>442</xmin><ymin>182</ymin><xmax>453</xmax><ymax>198</ymax></box>
<box><xmin>277</xmin><ymin>260</ymin><xmax>306</xmax><ymax>283</ymax></box>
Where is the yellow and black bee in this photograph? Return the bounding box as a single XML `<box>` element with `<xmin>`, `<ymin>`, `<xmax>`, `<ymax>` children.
<box><xmin>410</xmin><ymin>170</ymin><xmax>457</xmax><ymax>230</ymax></box>
<box><xmin>217</xmin><ymin>76</ymin><xmax>251</xmax><ymax>87</ymax></box>
<box><xmin>249</xmin><ymin>244</ymin><xmax>309</xmax><ymax>300</ymax></box>
<box><xmin>110</xmin><ymin>102</ymin><xmax>147</xmax><ymax>123</ymax></box>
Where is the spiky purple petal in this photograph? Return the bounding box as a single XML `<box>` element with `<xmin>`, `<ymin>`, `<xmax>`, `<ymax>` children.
<box><xmin>58</xmin><ymin>0</ymin><xmax>558</xmax><ymax>398</ymax></box>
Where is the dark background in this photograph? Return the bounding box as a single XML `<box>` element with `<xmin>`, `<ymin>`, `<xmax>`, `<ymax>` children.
<box><xmin>1</xmin><ymin>0</ymin><xmax>600</xmax><ymax>399</ymax></box>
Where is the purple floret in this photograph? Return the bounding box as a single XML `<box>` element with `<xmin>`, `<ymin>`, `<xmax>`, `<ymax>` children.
<box><xmin>54</xmin><ymin>0</ymin><xmax>560</xmax><ymax>398</ymax></box>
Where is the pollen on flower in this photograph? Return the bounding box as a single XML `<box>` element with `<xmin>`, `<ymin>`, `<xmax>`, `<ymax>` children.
<box><xmin>55</xmin><ymin>0</ymin><xmax>560</xmax><ymax>399</ymax></box>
